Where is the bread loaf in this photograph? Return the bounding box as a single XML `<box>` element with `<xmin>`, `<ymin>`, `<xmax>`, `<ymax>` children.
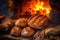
<box><xmin>15</xmin><ymin>18</ymin><xmax>28</xmax><ymax>27</ymax></box>
<box><xmin>21</xmin><ymin>27</ymin><xmax>35</xmax><ymax>37</ymax></box>
<box><xmin>28</xmin><ymin>15</ymin><xmax>49</xmax><ymax>29</ymax></box>
<box><xmin>10</xmin><ymin>26</ymin><xmax>21</xmax><ymax>37</ymax></box>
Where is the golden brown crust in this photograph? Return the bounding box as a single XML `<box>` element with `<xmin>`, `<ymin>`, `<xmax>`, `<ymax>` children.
<box><xmin>10</xmin><ymin>26</ymin><xmax>21</xmax><ymax>37</ymax></box>
<box><xmin>28</xmin><ymin>15</ymin><xmax>49</xmax><ymax>29</ymax></box>
<box><xmin>15</xmin><ymin>18</ymin><xmax>28</xmax><ymax>27</ymax></box>
<box><xmin>21</xmin><ymin>27</ymin><xmax>35</xmax><ymax>37</ymax></box>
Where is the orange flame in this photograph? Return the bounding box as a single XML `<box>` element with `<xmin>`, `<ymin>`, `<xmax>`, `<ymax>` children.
<box><xmin>19</xmin><ymin>0</ymin><xmax>51</xmax><ymax>17</ymax></box>
<box><xmin>32</xmin><ymin>0</ymin><xmax>51</xmax><ymax>17</ymax></box>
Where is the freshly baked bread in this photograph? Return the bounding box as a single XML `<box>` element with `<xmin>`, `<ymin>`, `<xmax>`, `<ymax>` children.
<box><xmin>28</xmin><ymin>15</ymin><xmax>49</xmax><ymax>29</ymax></box>
<box><xmin>10</xmin><ymin>26</ymin><xmax>21</xmax><ymax>37</ymax></box>
<box><xmin>15</xmin><ymin>18</ymin><xmax>28</xmax><ymax>27</ymax></box>
<box><xmin>21</xmin><ymin>27</ymin><xmax>35</xmax><ymax>37</ymax></box>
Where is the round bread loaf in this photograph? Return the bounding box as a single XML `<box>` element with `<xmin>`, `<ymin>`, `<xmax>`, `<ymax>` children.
<box><xmin>10</xmin><ymin>26</ymin><xmax>21</xmax><ymax>37</ymax></box>
<box><xmin>21</xmin><ymin>27</ymin><xmax>35</xmax><ymax>37</ymax></box>
<box><xmin>28</xmin><ymin>15</ymin><xmax>49</xmax><ymax>29</ymax></box>
<box><xmin>15</xmin><ymin>18</ymin><xmax>28</xmax><ymax>27</ymax></box>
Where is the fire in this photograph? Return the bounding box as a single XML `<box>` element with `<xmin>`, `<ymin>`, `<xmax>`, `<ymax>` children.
<box><xmin>33</xmin><ymin>0</ymin><xmax>51</xmax><ymax>16</ymax></box>
<box><xmin>34</xmin><ymin>1</ymin><xmax>44</xmax><ymax>11</ymax></box>
<box><xmin>19</xmin><ymin>0</ymin><xmax>51</xmax><ymax>17</ymax></box>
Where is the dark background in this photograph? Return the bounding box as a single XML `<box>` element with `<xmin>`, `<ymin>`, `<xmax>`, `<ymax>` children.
<box><xmin>0</xmin><ymin>0</ymin><xmax>23</xmax><ymax>16</ymax></box>
<box><xmin>0</xmin><ymin>0</ymin><xmax>31</xmax><ymax>17</ymax></box>
<box><xmin>0</xmin><ymin>0</ymin><xmax>8</xmax><ymax>16</ymax></box>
